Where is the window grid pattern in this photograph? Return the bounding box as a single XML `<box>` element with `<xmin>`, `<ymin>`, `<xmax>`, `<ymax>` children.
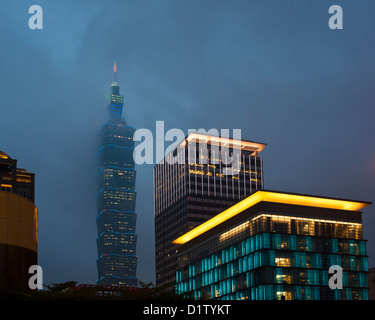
<box><xmin>154</xmin><ymin>147</ymin><xmax>263</xmax><ymax>217</ymax></box>
<box><xmin>96</xmin><ymin>113</ymin><xmax>138</xmax><ymax>286</ymax></box>
<box><xmin>176</xmin><ymin>213</ymin><xmax>368</xmax><ymax>300</ymax></box>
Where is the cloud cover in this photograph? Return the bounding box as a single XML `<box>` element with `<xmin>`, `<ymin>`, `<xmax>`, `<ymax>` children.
<box><xmin>0</xmin><ymin>0</ymin><xmax>374</xmax><ymax>285</ymax></box>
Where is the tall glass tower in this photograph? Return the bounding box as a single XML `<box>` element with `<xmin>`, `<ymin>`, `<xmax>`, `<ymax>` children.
<box><xmin>96</xmin><ymin>62</ymin><xmax>138</xmax><ymax>287</ymax></box>
<box><xmin>154</xmin><ymin>133</ymin><xmax>266</xmax><ymax>291</ymax></box>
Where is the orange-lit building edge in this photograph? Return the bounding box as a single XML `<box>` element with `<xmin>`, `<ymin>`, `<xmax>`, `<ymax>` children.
<box><xmin>172</xmin><ymin>190</ymin><xmax>371</xmax><ymax>245</ymax></box>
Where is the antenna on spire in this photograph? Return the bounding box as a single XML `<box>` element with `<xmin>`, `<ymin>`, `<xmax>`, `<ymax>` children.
<box><xmin>113</xmin><ymin>60</ymin><xmax>118</xmax><ymax>86</ymax></box>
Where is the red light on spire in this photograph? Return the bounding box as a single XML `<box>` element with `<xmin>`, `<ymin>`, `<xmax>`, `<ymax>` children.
<box><xmin>112</xmin><ymin>61</ymin><xmax>118</xmax><ymax>86</ymax></box>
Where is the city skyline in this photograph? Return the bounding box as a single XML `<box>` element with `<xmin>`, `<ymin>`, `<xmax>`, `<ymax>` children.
<box><xmin>1</xmin><ymin>0</ymin><xmax>375</xmax><ymax>287</ymax></box>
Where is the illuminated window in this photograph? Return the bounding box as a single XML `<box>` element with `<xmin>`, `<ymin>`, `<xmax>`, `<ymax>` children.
<box><xmin>16</xmin><ymin>174</ymin><xmax>32</xmax><ymax>183</ymax></box>
<box><xmin>277</xmin><ymin>291</ymin><xmax>292</xmax><ymax>300</ymax></box>
<box><xmin>276</xmin><ymin>274</ymin><xmax>292</xmax><ymax>284</ymax></box>
<box><xmin>1</xmin><ymin>184</ymin><xmax>12</xmax><ymax>192</ymax></box>
<box><xmin>275</xmin><ymin>257</ymin><xmax>291</xmax><ymax>267</ymax></box>
<box><xmin>220</xmin><ymin>221</ymin><xmax>250</xmax><ymax>242</ymax></box>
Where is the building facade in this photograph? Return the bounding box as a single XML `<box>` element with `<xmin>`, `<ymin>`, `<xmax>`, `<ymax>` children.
<box><xmin>96</xmin><ymin>63</ymin><xmax>138</xmax><ymax>287</ymax></box>
<box><xmin>175</xmin><ymin>190</ymin><xmax>371</xmax><ymax>300</ymax></box>
<box><xmin>0</xmin><ymin>150</ymin><xmax>37</xmax><ymax>291</ymax></box>
<box><xmin>154</xmin><ymin>133</ymin><xmax>266</xmax><ymax>290</ymax></box>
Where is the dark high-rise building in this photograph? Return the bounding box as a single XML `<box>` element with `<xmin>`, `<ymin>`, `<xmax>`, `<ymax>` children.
<box><xmin>0</xmin><ymin>150</ymin><xmax>37</xmax><ymax>291</ymax></box>
<box><xmin>96</xmin><ymin>63</ymin><xmax>138</xmax><ymax>287</ymax></box>
<box><xmin>175</xmin><ymin>190</ymin><xmax>372</xmax><ymax>300</ymax></box>
<box><xmin>154</xmin><ymin>133</ymin><xmax>266</xmax><ymax>290</ymax></box>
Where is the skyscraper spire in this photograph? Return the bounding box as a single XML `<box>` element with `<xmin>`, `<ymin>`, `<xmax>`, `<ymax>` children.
<box><xmin>109</xmin><ymin>61</ymin><xmax>124</xmax><ymax>121</ymax></box>
<box><xmin>113</xmin><ymin>60</ymin><xmax>118</xmax><ymax>86</ymax></box>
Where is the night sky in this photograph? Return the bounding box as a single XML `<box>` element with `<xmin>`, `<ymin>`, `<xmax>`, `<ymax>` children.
<box><xmin>1</xmin><ymin>0</ymin><xmax>375</xmax><ymax>286</ymax></box>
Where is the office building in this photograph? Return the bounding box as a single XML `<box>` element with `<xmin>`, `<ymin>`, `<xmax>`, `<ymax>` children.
<box><xmin>174</xmin><ymin>190</ymin><xmax>371</xmax><ymax>300</ymax></box>
<box><xmin>154</xmin><ymin>133</ymin><xmax>266</xmax><ymax>290</ymax></box>
<box><xmin>96</xmin><ymin>63</ymin><xmax>138</xmax><ymax>286</ymax></box>
<box><xmin>0</xmin><ymin>150</ymin><xmax>37</xmax><ymax>291</ymax></box>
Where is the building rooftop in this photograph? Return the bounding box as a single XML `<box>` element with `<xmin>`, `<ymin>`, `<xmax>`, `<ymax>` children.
<box><xmin>0</xmin><ymin>151</ymin><xmax>11</xmax><ymax>159</ymax></box>
<box><xmin>182</xmin><ymin>132</ymin><xmax>267</xmax><ymax>153</ymax></box>
<box><xmin>157</xmin><ymin>132</ymin><xmax>267</xmax><ymax>166</ymax></box>
<box><xmin>172</xmin><ymin>190</ymin><xmax>372</xmax><ymax>245</ymax></box>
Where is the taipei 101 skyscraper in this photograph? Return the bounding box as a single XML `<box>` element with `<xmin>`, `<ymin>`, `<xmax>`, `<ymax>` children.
<box><xmin>96</xmin><ymin>62</ymin><xmax>138</xmax><ymax>287</ymax></box>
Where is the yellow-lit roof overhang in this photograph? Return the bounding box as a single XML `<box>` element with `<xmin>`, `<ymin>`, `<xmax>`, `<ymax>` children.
<box><xmin>183</xmin><ymin>133</ymin><xmax>267</xmax><ymax>154</ymax></box>
<box><xmin>157</xmin><ymin>133</ymin><xmax>267</xmax><ymax>166</ymax></box>
<box><xmin>0</xmin><ymin>151</ymin><xmax>10</xmax><ymax>159</ymax></box>
<box><xmin>172</xmin><ymin>190</ymin><xmax>371</xmax><ymax>245</ymax></box>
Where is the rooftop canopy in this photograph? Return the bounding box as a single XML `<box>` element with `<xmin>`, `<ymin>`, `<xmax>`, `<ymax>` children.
<box><xmin>0</xmin><ymin>151</ymin><xmax>11</xmax><ymax>159</ymax></box>
<box><xmin>172</xmin><ymin>190</ymin><xmax>371</xmax><ymax>245</ymax></box>
<box><xmin>182</xmin><ymin>132</ymin><xmax>267</xmax><ymax>154</ymax></box>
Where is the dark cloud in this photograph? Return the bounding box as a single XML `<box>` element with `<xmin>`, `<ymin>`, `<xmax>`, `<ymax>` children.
<box><xmin>1</xmin><ymin>0</ymin><xmax>374</xmax><ymax>285</ymax></box>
